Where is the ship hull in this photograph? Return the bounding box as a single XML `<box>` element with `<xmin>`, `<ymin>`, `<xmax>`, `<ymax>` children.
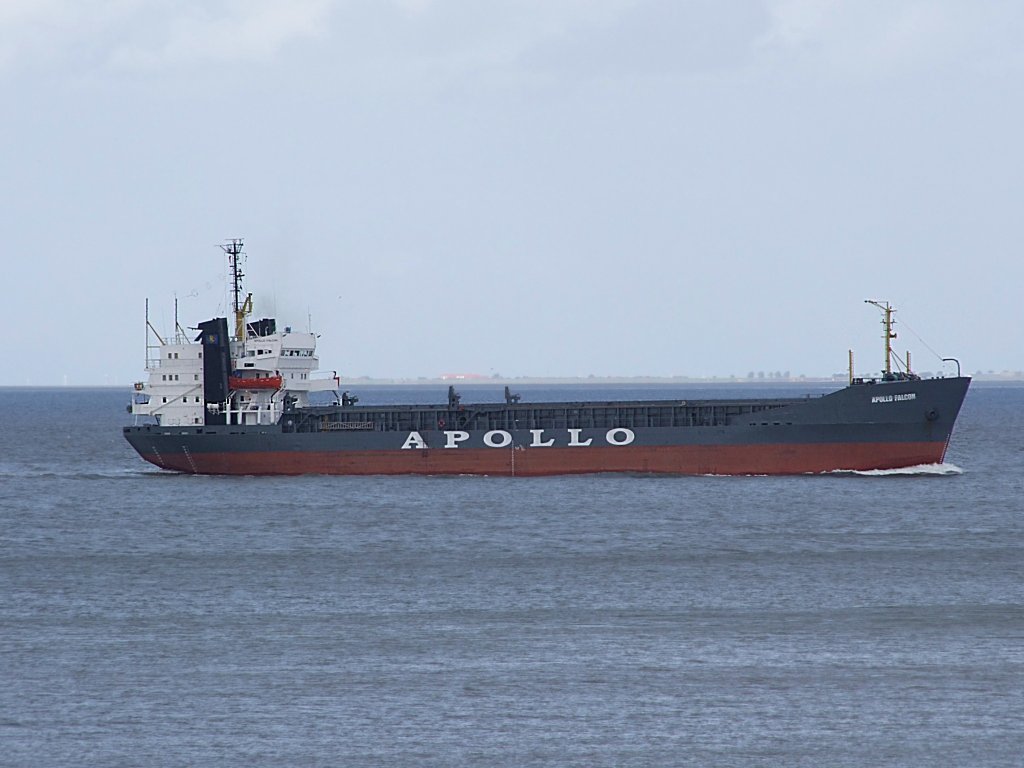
<box><xmin>124</xmin><ymin>377</ymin><xmax>970</xmax><ymax>477</ymax></box>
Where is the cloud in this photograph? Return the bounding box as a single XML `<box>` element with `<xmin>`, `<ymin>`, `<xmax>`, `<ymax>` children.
<box><xmin>109</xmin><ymin>0</ymin><xmax>334</xmax><ymax>69</ymax></box>
<box><xmin>757</xmin><ymin>0</ymin><xmax>1024</xmax><ymax>77</ymax></box>
<box><xmin>0</xmin><ymin>0</ymin><xmax>653</xmax><ymax>85</ymax></box>
<box><xmin>0</xmin><ymin>0</ymin><xmax>335</xmax><ymax>75</ymax></box>
<box><xmin>0</xmin><ymin>0</ymin><xmax>102</xmax><ymax>71</ymax></box>
<box><xmin>520</xmin><ymin>0</ymin><xmax>768</xmax><ymax>80</ymax></box>
<box><xmin>5</xmin><ymin>0</ymin><xmax>1024</xmax><ymax>83</ymax></box>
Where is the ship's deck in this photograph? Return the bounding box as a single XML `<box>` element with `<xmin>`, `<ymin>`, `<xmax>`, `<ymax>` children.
<box><xmin>286</xmin><ymin>397</ymin><xmax>809</xmax><ymax>433</ymax></box>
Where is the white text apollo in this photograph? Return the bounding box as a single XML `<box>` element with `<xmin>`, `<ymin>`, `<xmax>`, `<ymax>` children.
<box><xmin>400</xmin><ymin>428</ymin><xmax>637</xmax><ymax>450</ymax></box>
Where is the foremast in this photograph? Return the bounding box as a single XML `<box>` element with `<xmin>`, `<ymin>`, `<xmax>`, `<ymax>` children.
<box><xmin>864</xmin><ymin>299</ymin><xmax>897</xmax><ymax>375</ymax></box>
<box><xmin>863</xmin><ymin>300</ymin><xmax>921</xmax><ymax>382</ymax></box>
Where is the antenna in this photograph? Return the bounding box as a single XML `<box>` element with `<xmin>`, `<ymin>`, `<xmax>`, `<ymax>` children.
<box><xmin>864</xmin><ymin>300</ymin><xmax>897</xmax><ymax>376</ymax></box>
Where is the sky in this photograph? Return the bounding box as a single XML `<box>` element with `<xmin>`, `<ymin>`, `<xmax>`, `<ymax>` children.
<box><xmin>2</xmin><ymin>0</ymin><xmax>1022</xmax><ymax>385</ymax></box>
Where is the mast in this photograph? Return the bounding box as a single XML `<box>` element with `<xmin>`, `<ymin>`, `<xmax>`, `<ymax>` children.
<box><xmin>144</xmin><ymin>297</ymin><xmax>165</xmax><ymax>371</ymax></box>
<box><xmin>219</xmin><ymin>238</ymin><xmax>252</xmax><ymax>341</ymax></box>
<box><xmin>864</xmin><ymin>299</ymin><xmax>897</xmax><ymax>375</ymax></box>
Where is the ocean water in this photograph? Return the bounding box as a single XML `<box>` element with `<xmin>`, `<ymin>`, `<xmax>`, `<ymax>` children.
<box><xmin>1</xmin><ymin>383</ymin><xmax>1022</xmax><ymax>767</ymax></box>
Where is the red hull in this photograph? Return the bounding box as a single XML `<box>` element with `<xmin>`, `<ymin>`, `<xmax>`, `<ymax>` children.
<box><xmin>139</xmin><ymin>441</ymin><xmax>949</xmax><ymax>476</ymax></box>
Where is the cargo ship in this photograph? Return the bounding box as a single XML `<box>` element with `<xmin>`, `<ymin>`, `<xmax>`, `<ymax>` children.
<box><xmin>124</xmin><ymin>241</ymin><xmax>970</xmax><ymax>476</ymax></box>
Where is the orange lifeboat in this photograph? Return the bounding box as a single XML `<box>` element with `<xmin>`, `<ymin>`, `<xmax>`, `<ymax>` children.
<box><xmin>229</xmin><ymin>374</ymin><xmax>283</xmax><ymax>390</ymax></box>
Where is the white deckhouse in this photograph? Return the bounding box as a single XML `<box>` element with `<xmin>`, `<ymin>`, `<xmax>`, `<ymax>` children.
<box><xmin>130</xmin><ymin>240</ymin><xmax>338</xmax><ymax>427</ymax></box>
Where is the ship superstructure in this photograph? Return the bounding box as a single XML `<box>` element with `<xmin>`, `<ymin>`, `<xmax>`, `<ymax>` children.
<box><xmin>130</xmin><ymin>239</ymin><xmax>338</xmax><ymax>428</ymax></box>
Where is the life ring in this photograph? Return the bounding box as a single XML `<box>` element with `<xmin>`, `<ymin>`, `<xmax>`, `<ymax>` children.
<box><xmin>438</xmin><ymin>418</ymin><xmax>446</xmax><ymax>429</ymax></box>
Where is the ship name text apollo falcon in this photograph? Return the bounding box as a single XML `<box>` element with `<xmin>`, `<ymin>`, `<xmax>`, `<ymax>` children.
<box><xmin>872</xmin><ymin>393</ymin><xmax>917</xmax><ymax>404</ymax></box>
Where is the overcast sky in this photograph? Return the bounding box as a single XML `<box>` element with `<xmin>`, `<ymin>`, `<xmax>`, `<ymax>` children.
<box><xmin>2</xmin><ymin>0</ymin><xmax>1022</xmax><ymax>385</ymax></box>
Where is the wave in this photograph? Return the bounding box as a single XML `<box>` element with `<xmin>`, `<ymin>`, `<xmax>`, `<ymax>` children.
<box><xmin>0</xmin><ymin>467</ymin><xmax>161</xmax><ymax>480</ymax></box>
<box><xmin>832</xmin><ymin>463</ymin><xmax>964</xmax><ymax>477</ymax></box>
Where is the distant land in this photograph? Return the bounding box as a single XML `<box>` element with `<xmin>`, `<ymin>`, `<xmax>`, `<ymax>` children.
<box><xmin>335</xmin><ymin>370</ymin><xmax>1024</xmax><ymax>386</ymax></box>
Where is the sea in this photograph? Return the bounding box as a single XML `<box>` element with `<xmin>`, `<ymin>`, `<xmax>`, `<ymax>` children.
<box><xmin>1</xmin><ymin>382</ymin><xmax>1021</xmax><ymax>767</ymax></box>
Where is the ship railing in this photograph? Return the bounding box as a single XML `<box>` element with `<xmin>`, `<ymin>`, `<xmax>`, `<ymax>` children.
<box><xmin>321</xmin><ymin>421</ymin><xmax>375</xmax><ymax>431</ymax></box>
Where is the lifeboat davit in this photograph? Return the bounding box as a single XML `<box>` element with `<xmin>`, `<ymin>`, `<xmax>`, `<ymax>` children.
<box><xmin>229</xmin><ymin>374</ymin><xmax>283</xmax><ymax>390</ymax></box>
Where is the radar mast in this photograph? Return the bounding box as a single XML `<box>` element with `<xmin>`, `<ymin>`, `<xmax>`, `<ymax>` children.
<box><xmin>220</xmin><ymin>238</ymin><xmax>252</xmax><ymax>341</ymax></box>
